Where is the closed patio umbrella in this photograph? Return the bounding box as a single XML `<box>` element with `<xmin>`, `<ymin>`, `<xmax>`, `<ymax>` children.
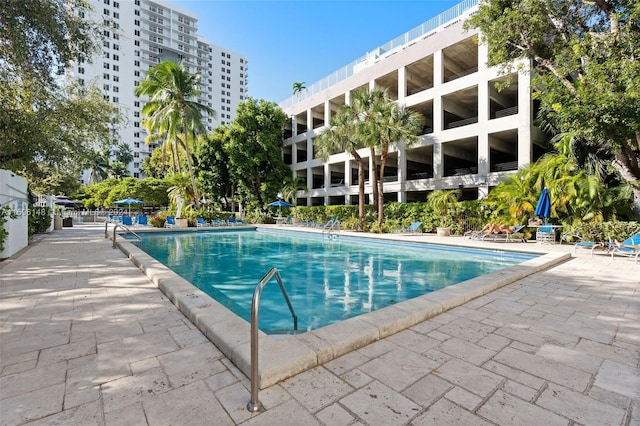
<box><xmin>534</xmin><ymin>188</ymin><xmax>551</xmax><ymax>223</ymax></box>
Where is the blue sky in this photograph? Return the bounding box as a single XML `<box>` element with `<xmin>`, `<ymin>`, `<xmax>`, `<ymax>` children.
<box><xmin>173</xmin><ymin>0</ymin><xmax>461</xmax><ymax>103</ymax></box>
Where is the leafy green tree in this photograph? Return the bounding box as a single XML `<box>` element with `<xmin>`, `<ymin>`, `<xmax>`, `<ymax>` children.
<box><xmin>316</xmin><ymin>104</ymin><xmax>368</xmax><ymax>219</ymax></box>
<box><xmin>225</xmin><ymin>98</ymin><xmax>289</xmax><ymax>211</ymax></box>
<box><xmin>0</xmin><ymin>0</ymin><xmax>122</xmax><ymax>187</ymax></box>
<box><xmin>109</xmin><ymin>162</ymin><xmax>129</xmax><ymax>179</ymax></box>
<box><xmin>466</xmin><ymin>0</ymin><xmax>640</xmax><ymax>204</ymax></box>
<box><xmin>135</xmin><ymin>59</ymin><xmax>215</xmax><ymax>209</ymax></box>
<box><xmin>197</xmin><ymin>128</ymin><xmax>234</xmax><ymax>209</ymax></box>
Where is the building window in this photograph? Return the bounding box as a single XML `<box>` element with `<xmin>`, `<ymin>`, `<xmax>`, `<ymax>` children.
<box><xmin>112</xmin><ymin>96</ymin><xmax>119</xmax><ymax>102</ymax></box>
<box><xmin>103</xmin><ymin>30</ymin><xmax>110</xmax><ymax>37</ymax></box>
<box><xmin>134</xmin><ymin>70</ymin><xmax>140</xmax><ymax>77</ymax></box>
<box><xmin>103</xmin><ymin>40</ymin><xmax>110</xmax><ymax>48</ymax></box>
<box><xmin>134</xmin><ymin>30</ymin><xmax>140</xmax><ymax>36</ymax></box>
<box><xmin>113</xmin><ymin>43</ymin><xmax>119</xmax><ymax>50</ymax></box>
<box><xmin>113</xmin><ymin>33</ymin><xmax>119</xmax><ymax>40</ymax></box>
<box><xmin>113</xmin><ymin>12</ymin><xmax>119</xmax><ymax>18</ymax></box>
<box><xmin>113</xmin><ymin>65</ymin><xmax>119</xmax><ymax>71</ymax></box>
<box><xmin>135</xmin><ymin>9</ymin><xmax>139</xmax><ymax>15</ymax></box>
<box><xmin>113</xmin><ymin>54</ymin><xmax>119</xmax><ymax>61</ymax></box>
<box><xmin>103</xmin><ymin>0</ymin><xmax>109</xmax><ymax>4</ymax></box>
<box><xmin>134</xmin><ymin>60</ymin><xmax>140</xmax><ymax>66</ymax></box>
<box><xmin>113</xmin><ymin>75</ymin><xmax>119</xmax><ymax>82</ymax></box>
<box><xmin>134</xmin><ymin>152</ymin><xmax>140</xmax><ymax>158</ymax></box>
<box><xmin>114</xmin><ymin>1</ymin><xmax>119</xmax><ymax>8</ymax></box>
<box><xmin>103</xmin><ymin>73</ymin><xmax>109</xmax><ymax>80</ymax></box>
<box><xmin>134</xmin><ymin>20</ymin><xmax>140</xmax><ymax>26</ymax></box>
<box><xmin>103</xmin><ymin>63</ymin><xmax>110</xmax><ymax>69</ymax></box>
<box><xmin>79</xmin><ymin>79</ymin><xmax>85</xmax><ymax>86</ymax></box>
<box><xmin>134</xmin><ymin>172</ymin><xmax>140</xmax><ymax>178</ymax></box>
<box><xmin>113</xmin><ymin>86</ymin><xmax>119</xmax><ymax>93</ymax></box>
<box><xmin>135</xmin><ymin>0</ymin><xmax>139</xmax><ymax>4</ymax></box>
<box><xmin>134</xmin><ymin>40</ymin><xmax>139</xmax><ymax>46</ymax></box>
<box><xmin>134</xmin><ymin>122</ymin><xmax>140</xmax><ymax>128</ymax></box>
<box><xmin>78</xmin><ymin>67</ymin><xmax>84</xmax><ymax>74</ymax></box>
<box><xmin>134</xmin><ymin>111</ymin><xmax>139</xmax><ymax>117</ymax></box>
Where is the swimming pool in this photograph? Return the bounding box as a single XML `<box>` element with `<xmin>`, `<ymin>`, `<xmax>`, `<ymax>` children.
<box><xmin>137</xmin><ymin>228</ymin><xmax>536</xmax><ymax>334</ymax></box>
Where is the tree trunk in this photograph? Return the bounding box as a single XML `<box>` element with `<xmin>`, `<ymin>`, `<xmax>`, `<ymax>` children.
<box><xmin>377</xmin><ymin>146</ymin><xmax>388</xmax><ymax>228</ymax></box>
<box><xmin>612</xmin><ymin>140</ymin><xmax>640</xmax><ymax>212</ymax></box>
<box><xmin>370</xmin><ymin>148</ymin><xmax>379</xmax><ymax>217</ymax></box>
<box><xmin>351</xmin><ymin>150</ymin><xmax>365</xmax><ymax>220</ymax></box>
<box><xmin>182</xmin><ymin>129</ymin><xmax>200</xmax><ymax>208</ymax></box>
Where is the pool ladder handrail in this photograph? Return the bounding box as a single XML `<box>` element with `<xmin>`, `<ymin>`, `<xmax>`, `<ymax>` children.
<box><xmin>110</xmin><ymin>223</ymin><xmax>142</xmax><ymax>248</ymax></box>
<box><xmin>247</xmin><ymin>267</ymin><xmax>298</xmax><ymax>413</ymax></box>
<box><xmin>322</xmin><ymin>217</ymin><xmax>340</xmax><ymax>239</ymax></box>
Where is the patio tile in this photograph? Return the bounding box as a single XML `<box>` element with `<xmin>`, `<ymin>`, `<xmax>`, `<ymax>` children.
<box><xmin>402</xmin><ymin>373</ymin><xmax>451</xmax><ymax>407</ymax></box>
<box><xmin>436</xmin><ymin>337</ymin><xmax>495</xmax><ymax>365</ymax></box>
<box><xmin>594</xmin><ymin>360</ymin><xmax>640</xmax><ymax>399</ymax></box>
<box><xmin>101</xmin><ymin>366</ymin><xmax>171</xmax><ymax>413</ymax></box>
<box><xmin>144</xmin><ymin>380</ymin><xmax>234</xmax><ymax>426</ymax></box>
<box><xmin>433</xmin><ymin>358</ymin><xmax>503</xmax><ymax>397</ymax></box>
<box><xmin>493</xmin><ymin>346</ymin><xmax>592</xmax><ymax>391</ymax></box>
<box><xmin>280</xmin><ymin>366</ymin><xmax>353</xmax><ymax>413</ymax></box>
<box><xmin>241</xmin><ymin>398</ymin><xmax>319</xmax><ymax>426</ymax></box>
<box><xmin>339</xmin><ymin>380</ymin><xmax>421</xmax><ymax>426</ymax></box>
<box><xmin>0</xmin><ymin>383</ymin><xmax>65</xmax><ymax>426</ymax></box>
<box><xmin>316</xmin><ymin>403</ymin><xmax>356</xmax><ymax>426</ymax></box>
<box><xmin>359</xmin><ymin>347</ymin><xmax>438</xmax><ymax>392</ymax></box>
<box><xmin>537</xmin><ymin>383</ymin><xmax>626</xmax><ymax>426</ymax></box>
<box><xmin>477</xmin><ymin>390</ymin><xmax>569</xmax><ymax>426</ymax></box>
<box><xmin>411</xmin><ymin>398</ymin><xmax>494</xmax><ymax>426</ymax></box>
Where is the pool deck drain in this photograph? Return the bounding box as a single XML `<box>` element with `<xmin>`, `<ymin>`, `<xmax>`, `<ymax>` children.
<box><xmin>117</xmin><ymin>225</ymin><xmax>570</xmax><ymax>388</ymax></box>
<box><xmin>1</xmin><ymin>223</ymin><xmax>638</xmax><ymax>425</ymax></box>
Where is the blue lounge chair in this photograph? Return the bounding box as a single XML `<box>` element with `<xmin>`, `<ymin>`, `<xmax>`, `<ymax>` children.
<box><xmin>611</xmin><ymin>233</ymin><xmax>640</xmax><ymax>263</ymax></box>
<box><xmin>122</xmin><ymin>215</ymin><xmax>133</xmax><ymax>226</ymax></box>
<box><xmin>165</xmin><ymin>215</ymin><xmax>176</xmax><ymax>228</ymax></box>
<box><xmin>393</xmin><ymin>221</ymin><xmax>422</xmax><ymax>234</ymax></box>
<box><xmin>135</xmin><ymin>215</ymin><xmax>148</xmax><ymax>227</ymax></box>
<box><xmin>211</xmin><ymin>219</ymin><xmax>225</xmax><ymax>226</ymax></box>
<box><xmin>196</xmin><ymin>217</ymin><xmax>210</xmax><ymax>227</ymax></box>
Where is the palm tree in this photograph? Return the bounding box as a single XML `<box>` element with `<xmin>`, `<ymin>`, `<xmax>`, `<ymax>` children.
<box><xmin>86</xmin><ymin>148</ymin><xmax>111</xmax><ymax>184</ymax></box>
<box><xmin>350</xmin><ymin>88</ymin><xmax>424</xmax><ymax>227</ymax></box>
<box><xmin>315</xmin><ymin>105</ymin><xmax>368</xmax><ymax>219</ymax></box>
<box><xmin>281</xmin><ymin>176</ymin><xmax>308</xmax><ymax>205</ymax></box>
<box><xmin>134</xmin><ymin>59</ymin><xmax>215</xmax><ymax>208</ymax></box>
<box><xmin>372</xmin><ymin>101</ymin><xmax>424</xmax><ymax>227</ymax></box>
<box><xmin>292</xmin><ymin>82</ymin><xmax>306</xmax><ymax>97</ymax></box>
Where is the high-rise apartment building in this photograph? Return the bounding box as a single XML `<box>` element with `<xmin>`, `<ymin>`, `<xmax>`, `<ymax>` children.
<box><xmin>72</xmin><ymin>0</ymin><xmax>248</xmax><ymax>181</ymax></box>
<box><xmin>280</xmin><ymin>0</ymin><xmax>545</xmax><ymax>205</ymax></box>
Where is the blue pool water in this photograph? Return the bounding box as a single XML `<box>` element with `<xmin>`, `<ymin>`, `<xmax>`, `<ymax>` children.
<box><xmin>137</xmin><ymin>229</ymin><xmax>536</xmax><ymax>333</ymax></box>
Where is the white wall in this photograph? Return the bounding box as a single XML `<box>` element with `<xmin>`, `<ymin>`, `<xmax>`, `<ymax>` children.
<box><xmin>0</xmin><ymin>170</ymin><xmax>29</xmax><ymax>259</ymax></box>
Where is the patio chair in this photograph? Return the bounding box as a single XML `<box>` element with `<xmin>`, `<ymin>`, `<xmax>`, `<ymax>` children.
<box><xmin>392</xmin><ymin>221</ymin><xmax>422</xmax><ymax>235</ymax></box>
<box><xmin>481</xmin><ymin>225</ymin><xmax>526</xmax><ymax>242</ymax></box>
<box><xmin>122</xmin><ymin>215</ymin><xmax>133</xmax><ymax>226</ymax></box>
<box><xmin>135</xmin><ymin>215</ymin><xmax>148</xmax><ymax>227</ymax></box>
<box><xmin>165</xmin><ymin>215</ymin><xmax>176</xmax><ymax>228</ymax></box>
<box><xmin>196</xmin><ymin>218</ymin><xmax>210</xmax><ymax>227</ymax></box>
<box><xmin>465</xmin><ymin>223</ymin><xmax>499</xmax><ymax>240</ymax></box>
<box><xmin>211</xmin><ymin>219</ymin><xmax>225</xmax><ymax>226</ymax></box>
<box><xmin>610</xmin><ymin>233</ymin><xmax>640</xmax><ymax>264</ymax></box>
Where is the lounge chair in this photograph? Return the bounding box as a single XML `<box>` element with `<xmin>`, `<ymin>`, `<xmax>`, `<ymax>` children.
<box><xmin>481</xmin><ymin>225</ymin><xmax>526</xmax><ymax>242</ymax></box>
<box><xmin>135</xmin><ymin>215</ymin><xmax>148</xmax><ymax>227</ymax></box>
<box><xmin>122</xmin><ymin>215</ymin><xmax>133</xmax><ymax>226</ymax></box>
<box><xmin>211</xmin><ymin>219</ymin><xmax>225</xmax><ymax>226</ymax></box>
<box><xmin>165</xmin><ymin>215</ymin><xmax>176</xmax><ymax>228</ymax></box>
<box><xmin>393</xmin><ymin>221</ymin><xmax>422</xmax><ymax>234</ymax></box>
<box><xmin>466</xmin><ymin>223</ymin><xmax>499</xmax><ymax>240</ymax></box>
<box><xmin>196</xmin><ymin>218</ymin><xmax>210</xmax><ymax>227</ymax></box>
<box><xmin>610</xmin><ymin>233</ymin><xmax>640</xmax><ymax>263</ymax></box>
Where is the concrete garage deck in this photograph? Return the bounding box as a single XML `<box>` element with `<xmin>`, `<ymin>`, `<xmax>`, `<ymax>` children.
<box><xmin>1</xmin><ymin>224</ymin><xmax>638</xmax><ymax>425</ymax></box>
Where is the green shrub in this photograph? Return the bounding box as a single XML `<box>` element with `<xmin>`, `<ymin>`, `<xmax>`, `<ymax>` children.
<box><xmin>28</xmin><ymin>206</ymin><xmax>52</xmax><ymax>235</ymax></box>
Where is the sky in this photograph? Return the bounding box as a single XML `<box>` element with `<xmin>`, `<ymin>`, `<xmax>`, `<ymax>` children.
<box><xmin>172</xmin><ymin>0</ymin><xmax>463</xmax><ymax>103</ymax></box>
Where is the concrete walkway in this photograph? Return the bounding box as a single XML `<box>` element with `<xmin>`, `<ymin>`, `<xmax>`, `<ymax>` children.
<box><xmin>1</xmin><ymin>224</ymin><xmax>638</xmax><ymax>425</ymax></box>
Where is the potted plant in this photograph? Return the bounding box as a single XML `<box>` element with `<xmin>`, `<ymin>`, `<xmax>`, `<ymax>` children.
<box><xmin>427</xmin><ymin>189</ymin><xmax>460</xmax><ymax>236</ymax></box>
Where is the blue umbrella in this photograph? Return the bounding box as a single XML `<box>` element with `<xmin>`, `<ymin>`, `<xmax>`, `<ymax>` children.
<box><xmin>534</xmin><ymin>188</ymin><xmax>551</xmax><ymax>222</ymax></box>
<box><xmin>114</xmin><ymin>198</ymin><xmax>144</xmax><ymax>215</ymax></box>
<box><xmin>268</xmin><ymin>199</ymin><xmax>294</xmax><ymax>218</ymax></box>
<box><xmin>268</xmin><ymin>200</ymin><xmax>294</xmax><ymax>207</ymax></box>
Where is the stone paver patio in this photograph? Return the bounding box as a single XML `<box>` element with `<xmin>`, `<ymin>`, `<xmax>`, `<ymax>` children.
<box><xmin>1</xmin><ymin>224</ymin><xmax>638</xmax><ymax>425</ymax></box>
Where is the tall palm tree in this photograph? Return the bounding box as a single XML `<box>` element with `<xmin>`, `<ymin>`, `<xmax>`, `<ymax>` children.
<box><xmin>315</xmin><ymin>105</ymin><xmax>367</xmax><ymax>219</ymax></box>
<box><xmin>134</xmin><ymin>59</ymin><xmax>215</xmax><ymax>208</ymax></box>
<box><xmin>350</xmin><ymin>88</ymin><xmax>424</xmax><ymax>227</ymax></box>
<box><xmin>281</xmin><ymin>176</ymin><xmax>308</xmax><ymax>205</ymax></box>
<box><xmin>373</xmin><ymin>102</ymin><xmax>424</xmax><ymax>227</ymax></box>
<box><xmin>86</xmin><ymin>148</ymin><xmax>111</xmax><ymax>184</ymax></box>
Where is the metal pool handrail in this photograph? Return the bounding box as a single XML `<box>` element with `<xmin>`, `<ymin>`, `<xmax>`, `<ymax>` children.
<box><xmin>111</xmin><ymin>223</ymin><xmax>142</xmax><ymax>248</ymax></box>
<box><xmin>247</xmin><ymin>267</ymin><xmax>298</xmax><ymax>412</ymax></box>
